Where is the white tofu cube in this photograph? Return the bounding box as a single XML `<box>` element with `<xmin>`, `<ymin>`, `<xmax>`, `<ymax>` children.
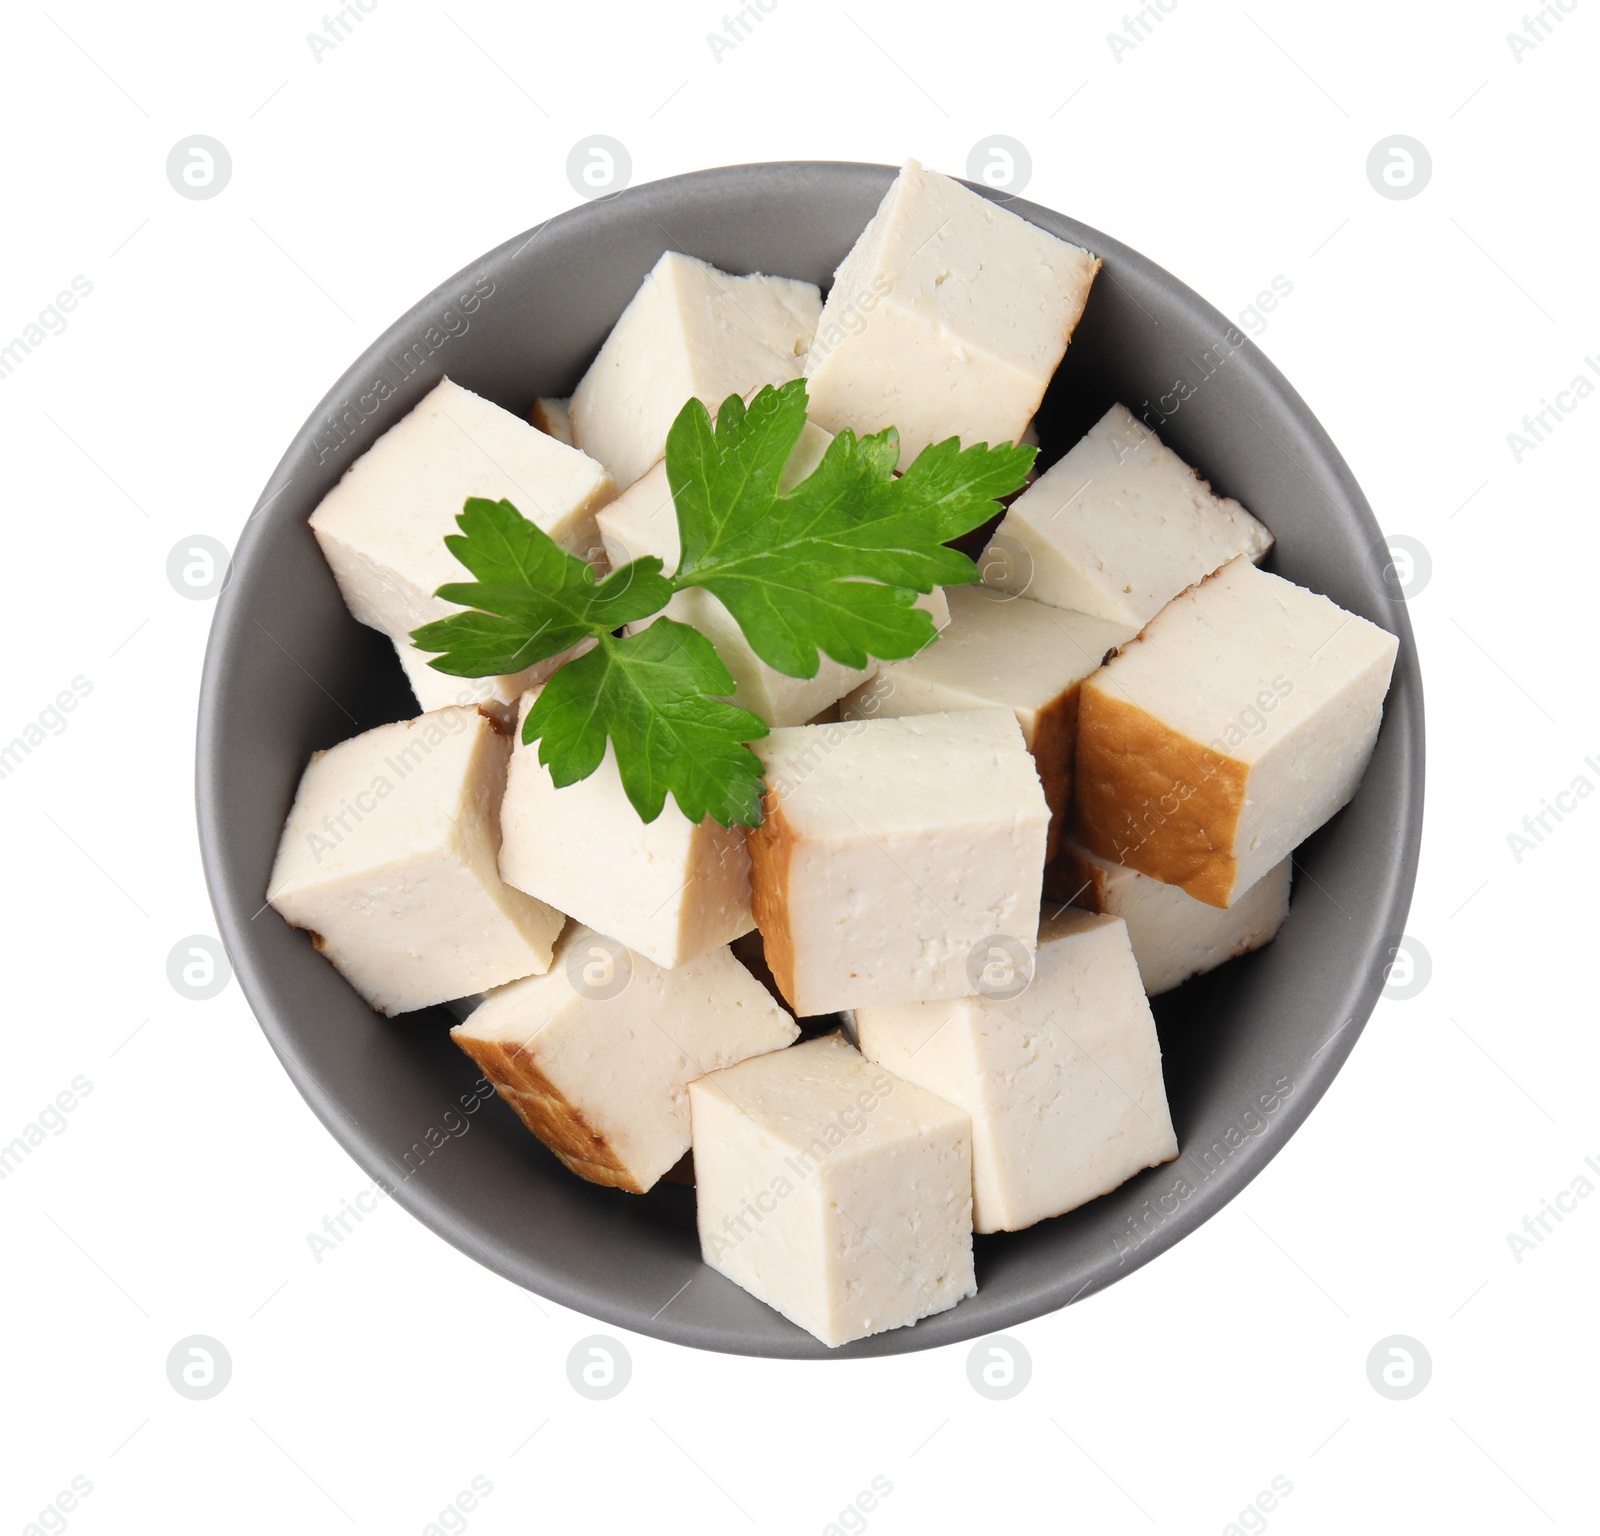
<box><xmin>392</xmin><ymin>635</ymin><xmax>593</xmax><ymax>726</ymax></box>
<box><xmin>981</xmin><ymin>403</ymin><xmax>1273</xmax><ymax>625</ymax></box>
<box><xmin>749</xmin><ymin>709</ymin><xmax>1050</xmax><ymax>1014</ymax></box>
<box><xmin>1075</xmin><ymin>556</ymin><xmax>1400</xmax><ymax>906</ymax></box>
<box><xmin>309</xmin><ymin>378</ymin><xmax>616</xmax><ymax>644</ymax></box>
<box><xmin>839</xmin><ymin>585</ymin><xmax>1135</xmax><ymax>856</ymax></box>
<box><xmin>1046</xmin><ymin>837</ymin><xmax>1291</xmax><ymax>995</ymax></box>
<box><xmin>497</xmin><ymin>691</ymin><xmax>754</xmax><ymax>969</ymax></box>
<box><xmin>595</xmin><ymin>427</ymin><xmax>948</xmax><ymax>726</ymax></box>
<box><xmin>855</xmin><ymin>911</ymin><xmax>1178</xmax><ymax>1233</ymax></box>
<box><xmin>453</xmin><ymin>926</ymin><xmax>797</xmax><ymax>1192</ymax></box>
<box><xmin>689</xmin><ymin>1032</ymin><xmax>975</xmax><ymax>1347</ymax></box>
<box><xmin>268</xmin><ymin>707</ymin><xmax>565</xmax><ymax>1015</ymax></box>
<box><xmin>569</xmin><ymin>251</ymin><xmax>822</xmax><ymax>490</ymax></box>
<box><xmin>529</xmin><ymin>395</ymin><xmax>573</xmax><ymax>445</ymax></box>
<box><xmin>804</xmin><ymin>159</ymin><xmax>1100</xmax><ymax>467</ymax></box>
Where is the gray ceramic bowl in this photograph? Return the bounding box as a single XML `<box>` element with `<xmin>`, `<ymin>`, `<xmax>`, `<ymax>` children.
<box><xmin>198</xmin><ymin>161</ymin><xmax>1423</xmax><ymax>1359</ymax></box>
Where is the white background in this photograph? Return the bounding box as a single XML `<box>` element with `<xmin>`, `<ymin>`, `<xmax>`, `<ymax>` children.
<box><xmin>2</xmin><ymin>1</ymin><xmax>1596</xmax><ymax>1531</ymax></box>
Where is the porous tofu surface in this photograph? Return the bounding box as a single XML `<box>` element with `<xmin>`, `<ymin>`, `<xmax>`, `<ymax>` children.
<box><xmin>840</xmin><ymin>585</ymin><xmax>1134</xmax><ymax>851</ymax></box>
<box><xmin>805</xmin><ymin>160</ymin><xmax>1100</xmax><ymax>465</ymax></box>
<box><xmin>749</xmin><ymin>709</ymin><xmax>1050</xmax><ymax>1013</ymax></box>
<box><xmin>1074</xmin><ymin>556</ymin><xmax>1399</xmax><ymax>905</ymax></box>
<box><xmin>498</xmin><ymin>692</ymin><xmax>754</xmax><ymax>969</ymax></box>
<box><xmin>1084</xmin><ymin>557</ymin><xmax>1397</xmax><ymax>761</ymax></box>
<box><xmin>690</xmin><ymin>1033</ymin><xmax>975</xmax><ymax>1346</ymax></box>
<box><xmin>1047</xmin><ymin>837</ymin><xmax>1291</xmax><ymax>995</ymax></box>
<box><xmin>570</xmin><ymin>251</ymin><xmax>822</xmax><ymax>490</ymax></box>
<box><xmin>454</xmin><ymin>926</ymin><xmax>797</xmax><ymax>1192</ymax></box>
<box><xmin>982</xmin><ymin>404</ymin><xmax>1272</xmax><ymax>625</ymax></box>
<box><xmin>530</xmin><ymin>396</ymin><xmax>573</xmax><ymax>445</ymax></box>
<box><xmin>268</xmin><ymin>707</ymin><xmax>565</xmax><ymax>1014</ymax></box>
<box><xmin>844</xmin><ymin>585</ymin><xmax>1133</xmax><ymax>733</ymax></box>
<box><xmin>308</xmin><ymin>377</ymin><xmax>615</xmax><ymax>640</ymax></box>
<box><xmin>856</xmin><ymin>911</ymin><xmax>1178</xmax><ymax>1233</ymax></box>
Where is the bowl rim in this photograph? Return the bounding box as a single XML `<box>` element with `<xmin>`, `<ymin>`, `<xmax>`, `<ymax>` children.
<box><xmin>197</xmin><ymin>158</ymin><xmax>1424</xmax><ymax>1358</ymax></box>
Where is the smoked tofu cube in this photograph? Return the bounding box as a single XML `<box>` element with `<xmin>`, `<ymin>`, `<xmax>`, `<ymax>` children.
<box><xmin>855</xmin><ymin>911</ymin><xmax>1178</xmax><ymax>1233</ymax></box>
<box><xmin>267</xmin><ymin>707</ymin><xmax>565</xmax><ymax>1015</ymax></box>
<box><xmin>1046</xmin><ymin>837</ymin><xmax>1291</xmax><ymax>995</ymax></box>
<box><xmin>569</xmin><ymin>251</ymin><xmax>822</xmax><ymax>490</ymax></box>
<box><xmin>803</xmin><ymin>159</ymin><xmax>1099</xmax><ymax>467</ymax></box>
<box><xmin>981</xmin><ymin>403</ymin><xmax>1273</xmax><ymax>625</ymax></box>
<box><xmin>529</xmin><ymin>395</ymin><xmax>573</xmax><ymax>445</ymax></box>
<box><xmin>308</xmin><ymin>378</ymin><xmax>615</xmax><ymax>644</ymax></box>
<box><xmin>689</xmin><ymin>1032</ymin><xmax>975</xmax><ymax>1346</ymax></box>
<box><xmin>497</xmin><ymin>691</ymin><xmax>755</xmax><ymax>969</ymax></box>
<box><xmin>595</xmin><ymin>430</ymin><xmax>948</xmax><ymax>726</ymax></box>
<box><xmin>392</xmin><ymin>635</ymin><xmax>593</xmax><ymax>725</ymax></box>
<box><xmin>749</xmin><ymin>709</ymin><xmax>1050</xmax><ymax>1014</ymax></box>
<box><xmin>453</xmin><ymin>926</ymin><xmax>797</xmax><ymax>1193</ymax></box>
<box><xmin>1074</xmin><ymin>556</ymin><xmax>1400</xmax><ymax>907</ymax></box>
<box><xmin>838</xmin><ymin>585</ymin><xmax>1135</xmax><ymax>857</ymax></box>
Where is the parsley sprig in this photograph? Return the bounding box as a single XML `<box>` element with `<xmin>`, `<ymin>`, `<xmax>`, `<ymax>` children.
<box><xmin>411</xmin><ymin>379</ymin><xmax>1034</xmax><ymax>828</ymax></box>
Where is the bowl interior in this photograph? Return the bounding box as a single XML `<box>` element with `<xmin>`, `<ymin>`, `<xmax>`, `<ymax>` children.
<box><xmin>198</xmin><ymin>162</ymin><xmax>1422</xmax><ymax>1359</ymax></box>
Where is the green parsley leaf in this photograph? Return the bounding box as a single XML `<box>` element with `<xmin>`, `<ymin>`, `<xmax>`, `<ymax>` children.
<box><xmin>667</xmin><ymin>380</ymin><xmax>1036</xmax><ymax>677</ymax></box>
<box><xmin>409</xmin><ymin>497</ymin><xmax>671</xmax><ymax>677</ymax></box>
<box><xmin>523</xmin><ymin>620</ymin><xmax>769</xmax><ymax>827</ymax></box>
<box><xmin>408</xmin><ymin>382</ymin><xmax>1035</xmax><ymax>828</ymax></box>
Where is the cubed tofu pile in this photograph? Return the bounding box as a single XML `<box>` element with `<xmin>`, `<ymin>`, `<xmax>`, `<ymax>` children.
<box><xmin>269</xmin><ymin>159</ymin><xmax>1399</xmax><ymax>1347</ymax></box>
